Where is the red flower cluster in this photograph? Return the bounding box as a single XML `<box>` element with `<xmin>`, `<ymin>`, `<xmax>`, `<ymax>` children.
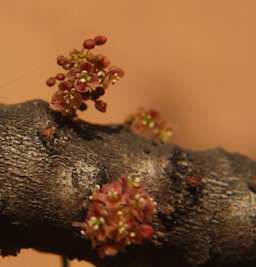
<box><xmin>72</xmin><ymin>176</ymin><xmax>156</xmax><ymax>258</ymax></box>
<box><xmin>124</xmin><ymin>107</ymin><xmax>175</xmax><ymax>142</ymax></box>
<box><xmin>46</xmin><ymin>35</ymin><xmax>124</xmax><ymax>117</ymax></box>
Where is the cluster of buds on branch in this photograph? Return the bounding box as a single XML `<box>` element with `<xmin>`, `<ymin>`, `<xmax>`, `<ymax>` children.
<box><xmin>125</xmin><ymin>107</ymin><xmax>175</xmax><ymax>142</ymax></box>
<box><xmin>46</xmin><ymin>35</ymin><xmax>124</xmax><ymax>117</ymax></box>
<box><xmin>72</xmin><ymin>176</ymin><xmax>156</xmax><ymax>258</ymax></box>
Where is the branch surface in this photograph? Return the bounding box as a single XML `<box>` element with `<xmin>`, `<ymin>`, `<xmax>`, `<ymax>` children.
<box><xmin>0</xmin><ymin>100</ymin><xmax>256</xmax><ymax>267</ymax></box>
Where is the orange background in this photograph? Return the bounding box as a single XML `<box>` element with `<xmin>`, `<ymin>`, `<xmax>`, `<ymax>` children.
<box><xmin>0</xmin><ymin>1</ymin><xmax>256</xmax><ymax>266</ymax></box>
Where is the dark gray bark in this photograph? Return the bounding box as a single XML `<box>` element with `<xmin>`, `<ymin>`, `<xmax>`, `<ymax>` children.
<box><xmin>0</xmin><ymin>100</ymin><xmax>256</xmax><ymax>267</ymax></box>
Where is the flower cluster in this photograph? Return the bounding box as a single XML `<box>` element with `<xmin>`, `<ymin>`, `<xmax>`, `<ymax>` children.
<box><xmin>46</xmin><ymin>35</ymin><xmax>124</xmax><ymax>117</ymax></box>
<box><xmin>124</xmin><ymin>107</ymin><xmax>174</xmax><ymax>142</ymax></box>
<box><xmin>72</xmin><ymin>176</ymin><xmax>156</xmax><ymax>258</ymax></box>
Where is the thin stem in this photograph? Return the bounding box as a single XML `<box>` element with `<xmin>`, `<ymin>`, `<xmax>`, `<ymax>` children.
<box><xmin>85</xmin><ymin>49</ymin><xmax>90</xmax><ymax>58</ymax></box>
<box><xmin>61</xmin><ymin>256</ymin><xmax>69</xmax><ymax>267</ymax></box>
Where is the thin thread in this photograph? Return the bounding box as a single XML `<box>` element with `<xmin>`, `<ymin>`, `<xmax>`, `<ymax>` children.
<box><xmin>0</xmin><ymin>58</ymin><xmax>55</xmax><ymax>89</ymax></box>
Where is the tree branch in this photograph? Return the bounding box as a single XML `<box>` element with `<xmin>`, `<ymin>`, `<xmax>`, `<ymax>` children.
<box><xmin>0</xmin><ymin>100</ymin><xmax>256</xmax><ymax>267</ymax></box>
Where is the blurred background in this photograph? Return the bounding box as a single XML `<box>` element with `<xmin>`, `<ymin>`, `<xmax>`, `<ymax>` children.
<box><xmin>0</xmin><ymin>0</ymin><xmax>255</xmax><ymax>266</ymax></box>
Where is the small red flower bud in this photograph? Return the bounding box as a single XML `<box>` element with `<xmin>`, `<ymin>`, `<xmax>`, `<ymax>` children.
<box><xmin>46</xmin><ymin>77</ymin><xmax>56</xmax><ymax>87</ymax></box>
<box><xmin>94</xmin><ymin>35</ymin><xmax>107</xmax><ymax>46</ymax></box>
<box><xmin>95</xmin><ymin>100</ymin><xmax>107</xmax><ymax>112</ymax></box>
<box><xmin>62</xmin><ymin>60</ymin><xmax>73</xmax><ymax>70</ymax></box>
<box><xmin>56</xmin><ymin>55</ymin><xmax>66</xmax><ymax>66</ymax></box>
<box><xmin>95</xmin><ymin>87</ymin><xmax>105</xmax><ymax>96</ymax></box>
<box><xmin>91</xmin><ymin>87</ymin><xmax>105</xmax><ymax>100</ymax></box>
<box><xmin>55</xmin><ymin>73</ymin><xmax>65</xmax><ymax>81</ymax></box>
<box><xmin>78</xmin><ymin>103</ymin><xmax>88</xmax><ymax>111</ymax></box>
<box><xmin>83</xmin><ymin>39</ymin><xmax>96</xmax><ymax>49</ymax></box>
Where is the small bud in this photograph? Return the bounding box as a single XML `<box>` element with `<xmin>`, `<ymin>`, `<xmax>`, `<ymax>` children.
<box><xmin>94</xmin><ymin>35</ymin><xmax>107</xmax><ymax>46</ymax></box>
<box><xmin>56</xmin><ymin>55</ymin><xmax>66</xmax><ymax>66</ymax></box>
<box><xmin>95</xmin><ymin>87</ymin><xmax>105</xmax><ymax>96</ymax></box>
<box><xmin>46</xmin><ymin>77</ymin><xmax>56</xmax><ymax>87</ymax></box>
<box><xmin>91</xmin><ymin>87</ymin><xmax>105</xmax><ymax>100</ymax></box>
<box><xmin>83</xmin><ymin>39</ymin><xmax>96</xmax><ymax>49</ymax></box>
<box><xmin>95</xmin><ymin>100</ymin><xmax>107</xmax><ymax>112</ymax></box>
<box><xmin>78</xmin><ymin>103</ymin><xmax>88</xmax><ymax>111</ymax></box>
<box><xmin>62</xmin><ymin>60</ymin><xmax>73</xmax><ymax>70</ymax></box>
<box><xmin>55</xmin><ymin>73</ymin><xmax>65</xmax><ymax>81</ymax></box>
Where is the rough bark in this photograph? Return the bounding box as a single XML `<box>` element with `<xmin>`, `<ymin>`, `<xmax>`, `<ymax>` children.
<box><xmin>0</xmin><ymin>100</ymin><xmax>256</xmax><ymax>267</ymax></box>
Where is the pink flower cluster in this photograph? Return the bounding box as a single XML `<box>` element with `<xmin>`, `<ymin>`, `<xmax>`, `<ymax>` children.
<box><xmin>46</xmin><ymin>35</ymin><xmax>124</xmax><ymax>117</ymax></box>
<box><xmin>73</xmin><ymin>176</ymin><xmax>156</xmax><ymax>258</ymax></box>
<box><xmin>125</xmin><ymin>107</ymin><xmax>174</xmax><ymax>142</ymax></box>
